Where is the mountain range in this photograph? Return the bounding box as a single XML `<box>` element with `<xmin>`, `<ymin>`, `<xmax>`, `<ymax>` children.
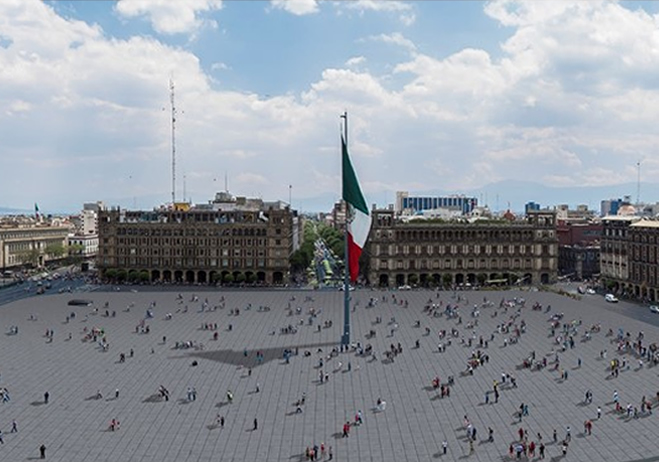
<box><xmin>0</xmin><ymin>180</ymin><xmax>651</xmax><ymax>216</ymax></box>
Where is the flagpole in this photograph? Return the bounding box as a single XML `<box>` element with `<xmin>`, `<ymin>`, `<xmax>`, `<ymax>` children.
<box><xmin>341</xmin><ymin>111</ymin><xmax>350</xmax><ymax>347</ymax></box>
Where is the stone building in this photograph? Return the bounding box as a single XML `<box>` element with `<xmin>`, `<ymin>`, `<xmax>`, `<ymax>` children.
<box><xmin>97</xmin><ymin>196</ymin><xmax>298</xmax><ymax>285</ymax></box>
<box><xmin>0</xmin><ymin>225</ymin><xmax>70</xmax><ymax>269</ymax></box>
<box><xmin>599</xmin><ymin>216</ymin><xmax>640</xmax><ymax>288</ymax></box>
<box><xmin>367</xmin><ymin>209</ymin><xmax>558</xmax><ymax>287</ymax></box>
<box><xmin>626</xmin><ymin>220</ymin><xmax>659</xmax><ymax>301</ymax></box>
<box><xmin>557</xmin><ymin>221</ymin><xmax>602</xmax><ymax>281</ymax></box>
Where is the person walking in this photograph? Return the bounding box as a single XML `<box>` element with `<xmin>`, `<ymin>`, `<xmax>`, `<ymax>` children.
<box><xmin>40</xmin><ymin>444</ymin><xmax>46</xmax><ymax>459</ymax></box>
<box><xmin>44</xmin><ymin>391</ymin><xmax>49</xmax><ymax>404</ymax></box>
<box><xmin>10</xmin><ymin>420</ymin><xmax>17</xmax><ymax>433</ymax></box>
<box><xmin>442</xmin><ymin>440</ymin><xmax>448</xmax><ymax>455</ymax></box>
<box><xmin>253</xmin><ymin>418</ymin><xmax>258</xmax><ymax>431</ymax></box>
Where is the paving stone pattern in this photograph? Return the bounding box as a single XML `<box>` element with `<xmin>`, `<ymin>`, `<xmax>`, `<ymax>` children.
<box><xmin>0</xmin><ymin>288</ymin><xmax>657</xmax><ymax>461</ymax></box>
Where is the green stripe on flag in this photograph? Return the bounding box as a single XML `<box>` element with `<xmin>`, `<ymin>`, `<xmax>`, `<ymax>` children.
<box><xmin>342</xmin><ymin>137</ymin><xmax>369</xmax><ymax>215</ymax></box>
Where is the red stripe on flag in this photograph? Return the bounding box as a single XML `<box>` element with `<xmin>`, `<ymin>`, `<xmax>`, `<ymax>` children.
<box><xmin>347</xmin><ymin>232</ymin><xmax>362</xmax><ymax>283</ymax></box>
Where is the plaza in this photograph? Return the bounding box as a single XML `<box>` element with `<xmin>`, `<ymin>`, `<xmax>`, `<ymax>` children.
<box><xmin>0</xmin><ymin>287</ymin><xmax>657</xmax><ymax>462</ymax></box>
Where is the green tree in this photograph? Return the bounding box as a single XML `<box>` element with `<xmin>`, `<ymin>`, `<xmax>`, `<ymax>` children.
<box><xmin>116</xmin><ymin>269</ymin><xmax>127</xmax><ymax>282</ymax></box>
<box><xmin>246</xmin><ymin>273</ymin><xmax>256</xmax><ymax>284</ymax></box>
<box><xmin>235</xmin><ymin>273</ymin><xmax>246</xmax><ymax>283</ymax></box>
<box><xmin>442</xmin><ymin>273</ymin><xmax>453</xmax><ymax>288</ymax></box>
<box><xmin>477</xmin><ymin>273</ymin><xmax>488</xmax><ymax>286</ymax></box>
<box><xmin>45</xmin><ymin>244</ymin><xmax>66</xmax><ymax>259</ymax></box>
<box><xmin>139</xmin><ymin>270</ymin><xmax>150</xmax><ymax>283</ymax></box>
<box><xmin>19</xmin><ymin>248</ymin><xmax>40</xmax><ymax>267</ymax></box>
<box><xmin>104</xmin><ymin>268</ymin><xmax>117</xmax><ymax>281</ymax></box>
<box><xmin>223</xmin><ymin>273</ymin><xmax>234</xmax><ymax>284</ymax></box>
<box><xmin>67</xmin><ymin>244</ymin><xmax>85</xmax><ymax>264</ymax></box>
<box><xmin>408</xmin><ymin>274</ymin><xmax>419</xmax><ymax>286</ymax></box>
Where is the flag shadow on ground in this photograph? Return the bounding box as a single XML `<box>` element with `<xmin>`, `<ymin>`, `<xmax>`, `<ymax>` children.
<box><xmin>183</xmin><ymin>341</ymin><xmax>339</xmax><ymax>368</ymax></box>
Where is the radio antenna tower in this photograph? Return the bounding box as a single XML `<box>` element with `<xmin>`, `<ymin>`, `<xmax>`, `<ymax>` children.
<box><xmin>170</xmin><ymin>78</ymin><xmax>177</xmax><ymax>204</ymax></box>
<box><xmin>636</xmin><ymin>160</ymin><xmax>641</xmax><ymax>206</ymax></box>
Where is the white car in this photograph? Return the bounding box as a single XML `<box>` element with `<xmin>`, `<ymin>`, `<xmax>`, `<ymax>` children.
<box><xmin>605</xmin><ymin>294</ymin><xmax>618</xmax><ymax>303</ymax></box>
<box><xmin>650</xmin><ymin>305</ymin><xmax>659</xmax><ymax>314</ymax></box>
<box><xmin>586</xmin><ymin>289</ymin><xmax>596</xmax><ymax>295</ymax></box>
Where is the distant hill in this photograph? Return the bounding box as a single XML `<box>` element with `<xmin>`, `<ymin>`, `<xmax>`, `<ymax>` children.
<box><xmin>0</xmin><ymin>206</ymin><xmax>31</xmax><ymax>215</ymax></box>
<box><xmin>2</xmin><ymin>180</ymin><xmax>653</xmax><ymax>216</ymax></box>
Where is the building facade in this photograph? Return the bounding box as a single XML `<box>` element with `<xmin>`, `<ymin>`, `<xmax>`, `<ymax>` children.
<box><xmin>97</xmin><ymin>202</ymin><xmax>297</xmax><ymax>285</ymax></box>
<box><xmin>367</xmin><ymin>210</ymin><xmax>558</xmax><ymax>287</ymax></box>
<box><xmin>557</xmin><ymin>221</ymin><xmax>602</xmax><ymax>280</ymax></box>
<box><xmin>625</xmin><ymin>221</ymin><xmax>659</xmax><ymax>301</ymax></box>
<box><xmin>599</xmin><ymin>216</ymin><xmax>640</xmax><ymax>286</ymax></box>
<box><xmin>395</xmin><ymin>191</ymin><xmax>478</xmax><ymax>216</ymax></box>
<box><xmin>0</xmin><ymin>225</ymin><xmax>70</xmax><ymax>269</ymax></box>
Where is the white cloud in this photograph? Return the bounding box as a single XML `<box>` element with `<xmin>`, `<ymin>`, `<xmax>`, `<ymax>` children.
<box><xmin>235</xmin><ymin>172</ymin><xmax>269</xmax><ymax>185</ymax></box>
<box><xmin>211</xmin><ymin>62</ymin><xmax>230</xmax><ymax>71</ymax></box>
<box><xmin>345</xmin><ymin>56</ymin><xmax>366</xmax><ymax>67</ymax></box>
<box><xmin>115</xmin><ymin>0</ymin><xmax>222</xmax><ymax>34</ymax></box>
<box><xmin>269</xmin><ymin>0</ymin><xmax>319</xmax><ymax>16</ymax></box>
<box><xmin>6</xmin><ymin>0</ymin><xmax>659</xmax><ymax>211</ymax></box>
<box><xmin>365</xmin><ymin>32</ymin><xmax>416</xmax><ymax>53</ymax></box>
<box><xmin>342</xmin><ymin>0</ymin><xmax>416</xmax><ymax>25</ymax></box>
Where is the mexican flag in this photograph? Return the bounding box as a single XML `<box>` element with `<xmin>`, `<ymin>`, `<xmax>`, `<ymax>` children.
<box><xmin>34</xmin><ymin>203</ymin><xmax>40</xmax><ymax>219</ymax></box>
<box><xmin>342</xmin><ymin>136</ymin><xmax>371</xmax><ymax>283</ymax></box>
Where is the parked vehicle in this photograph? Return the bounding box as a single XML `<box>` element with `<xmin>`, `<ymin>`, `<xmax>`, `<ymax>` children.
<box><xmin>605</xmin><ymin>294</ymin><xmax>618</xmax><ymax>303</ymax></box>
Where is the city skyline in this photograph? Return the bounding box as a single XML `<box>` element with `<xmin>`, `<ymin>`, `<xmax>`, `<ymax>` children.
<box><xmin>2</xmin><ymin>1</ymin><xmax>659</xmax><ymax>212</ymax></box>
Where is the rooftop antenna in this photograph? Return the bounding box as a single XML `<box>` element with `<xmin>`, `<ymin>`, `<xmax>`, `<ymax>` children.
<box><xmin>183</xmin><ymin>173</ymin><xmax>187</xmax><ymax>203</ymax></box>
<box><xmin>224</xmin><ymin>171</ymin><xmax>228</xmax><ymax>193</ymax></box>
<box><xmin>637</xmin><ymin>160</ymin><xmax>641</xmax><ymax>206</ymax></box>
<box><xmin>170</xmin><ymin>78</ymin><xmax>177</xmax><ymax>204</ymax></box>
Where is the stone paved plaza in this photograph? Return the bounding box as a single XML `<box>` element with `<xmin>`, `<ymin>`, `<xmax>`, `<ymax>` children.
<box><xmin>0</xmin><ymin>287</ymin><xmax>658</xmax><ymax>462</ymax></box>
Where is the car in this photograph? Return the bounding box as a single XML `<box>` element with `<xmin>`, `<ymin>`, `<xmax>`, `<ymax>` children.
<box><xmin>586</xmin><ymin>289</ymin><xmax>596</xmax><ymax>295</ymax></box>
<box><xmin>398</xmin><ymin>285</ymin><xmax>412</xmax><ymax>291</ymax></box>
<box><xmin>650</xmin><ymin>305</ymin><xmax>659</xmax><ymax>314</ymax></box>
<box><xmin>605</xmin><ymin>294</ymin><xmax>619</xmax><ymax>303</ymax></box>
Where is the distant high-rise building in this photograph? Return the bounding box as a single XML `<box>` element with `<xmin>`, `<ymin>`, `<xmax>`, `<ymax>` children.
<box><xmin>525</xmin><ymin>202</ymin><xmax>540</xmax><ymax>214</ymax></box>
<box><xmin>394</xmin><ymin>191</ymin><xmax>477</xmax><ymax>216</ymax></box>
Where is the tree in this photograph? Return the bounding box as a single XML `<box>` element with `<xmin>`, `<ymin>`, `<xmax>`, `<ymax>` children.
<box><xmin>223</xmin><ymin>273</ymin><xmax>234</xmax><ymax>284</ymax></box>
<box><xmin>66</xmin><ymin>243</ymin><xmax>85</xmax><ymax>265</ymax></box>
<box><xmin>408</xmin><ymin>274</ymin><xmax>419</xmax><ymax>286</ymax></box>
<box><xmin>235</xmin><ymin>273</ymin><xmax>246</xmax><ymax>283</ymax></box>
<box><xmin>442</xmin><ymin>273</ymin><xmax>453</xmax><ymax>288</ymax></box>
<box><xmin>19</xmin><ymin>248</ymin><xmax>40</xmax><ymax>267</ymax></box>
<box><xmin>104</xmin><ymin>268</ymin><xmax>117</xmax><ymax>281</ymax></box>
<box><xmin>45</xmin><ymin>244</ymin><xmax>66</xmax><ymax>259</ymax></box>
<box><xmin>139</xmin><ymin>270</ymin><xmax>150</xmax><ymax>283</ymax></box>
<box><xmin>477</xmin><ymin>273</ymin><xmax>488</xmax><ymax>286</ymax></box>
<box><xmin>246</xmin><ymin>273</ymin><xmax>256</xmax><ymax>284</ymax></box>
<box><xmin>116</xmin><ymin>269</ymin><xmax>127</xmax><ymax>282</ymax></box>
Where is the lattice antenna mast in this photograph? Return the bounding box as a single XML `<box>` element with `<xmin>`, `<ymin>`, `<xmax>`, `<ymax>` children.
<box><xmin>170</xmin><ymin>79</ymin><xmax>177</xmax><ymax>204</ymax></box>
<box><xmin>637</xmin><ymin>160</ymin><xmax>641</xmax><ymax>206</ymax></box>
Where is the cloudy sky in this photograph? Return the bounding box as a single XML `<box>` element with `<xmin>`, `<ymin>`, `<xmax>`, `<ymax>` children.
<box><xmin>2</xmin><ymin>0</ymin><xmax>659</xmax><ymax>212</ymax></box>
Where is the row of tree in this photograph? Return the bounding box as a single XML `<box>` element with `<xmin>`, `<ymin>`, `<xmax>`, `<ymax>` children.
<box><xmin>289</xmin><ymin>222</ymin><xmax>344</xmax><ymax>276</ymax></box>
<box><xmin>17</xmin><ymin>243</ymin><xmax>85</xmax><ymax>268</ymax></box>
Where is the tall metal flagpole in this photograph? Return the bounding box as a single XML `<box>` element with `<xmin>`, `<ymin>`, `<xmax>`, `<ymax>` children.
<box><xmin>341</xmin><ymin>111</ymin><xmax>351</xmax><ymax>347</ymax></box>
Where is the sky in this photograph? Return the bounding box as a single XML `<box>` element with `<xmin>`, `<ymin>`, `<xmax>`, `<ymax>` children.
<box><xmin>2</xmin><ymin>0</ymin><xmax>659</xmax><ymax>213</ymax></box>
